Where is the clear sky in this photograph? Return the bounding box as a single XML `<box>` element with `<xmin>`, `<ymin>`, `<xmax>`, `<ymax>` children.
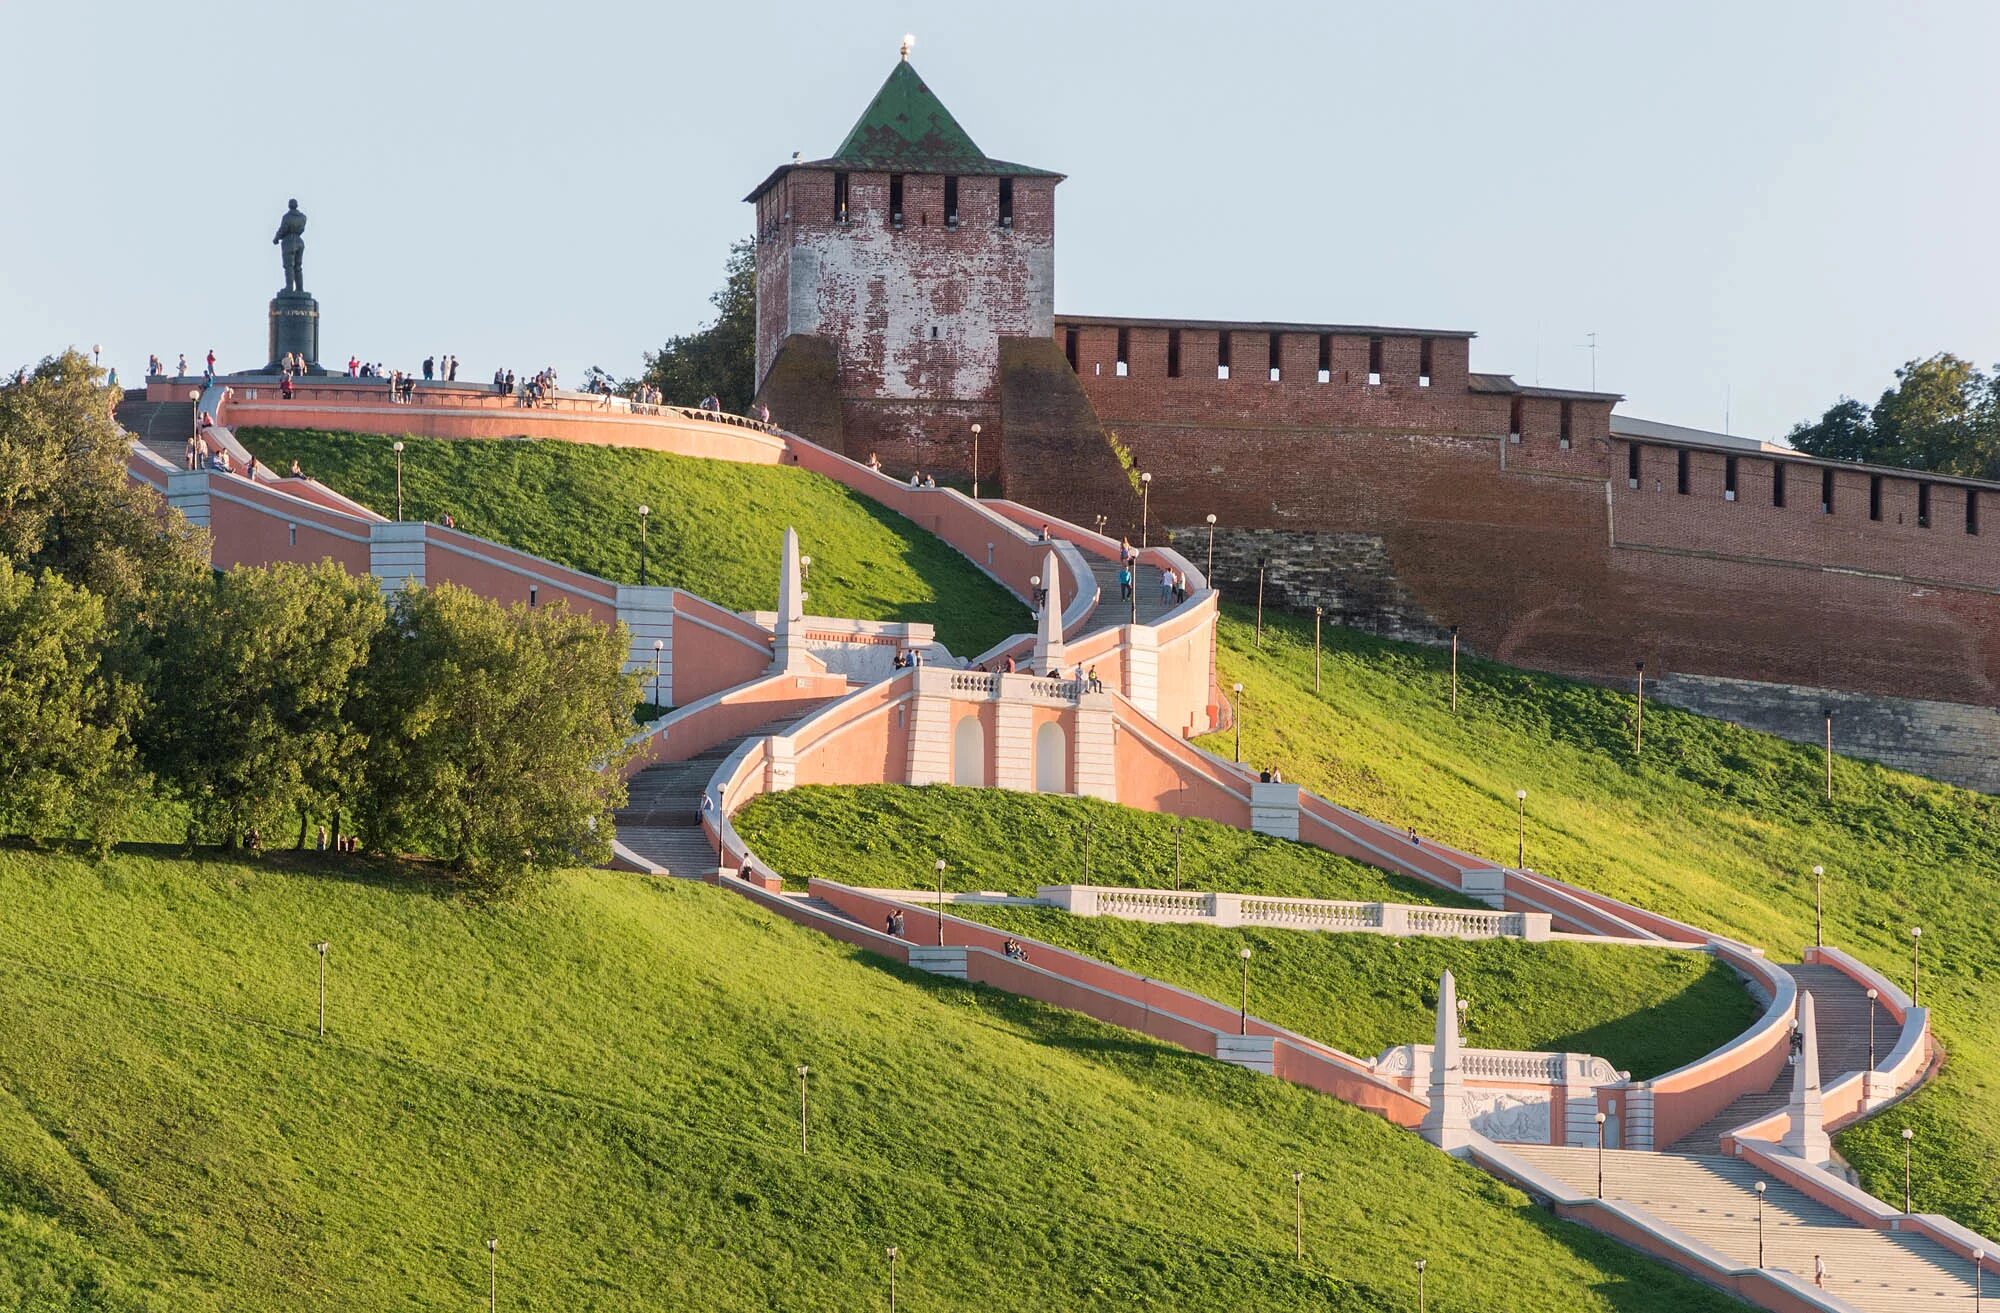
<box><xmin>5</xmin><ymin>0</ymin><xmax>1995</xmax><ymax>439</ymax></box>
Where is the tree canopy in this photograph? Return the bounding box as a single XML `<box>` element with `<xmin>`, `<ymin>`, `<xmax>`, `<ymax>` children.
<box><xmin>356</xmin><ymin>583</ymin><xmax>637</xmax><ymax>891</ymax></box>
<box><xmin>634</xmin><ymin>239</ymin><xmax>756</xmax><ymax>414</ymax></box>
<box><xmin>0</xmin><ymin>349</ymin><xmax>206</xmax><ymax>616</ymax></box>
<box><xmin>0</xmin><ymin>560</ymin><xmax>140</xmax><ymax>851</ymax></box>
<box><xmin>1787</xmin><ymin>353</ymin><xmax>2000</xmax><ymax>478</ymax></box>
<box><xmin>0</xmin><ymin>349</ymin><xmax>641</xmax><ymax>890</ymax></box>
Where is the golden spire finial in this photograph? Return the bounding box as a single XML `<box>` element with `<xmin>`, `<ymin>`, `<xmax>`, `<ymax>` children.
<box><xmin>900</xmin><ymin>33</ymin><xmax>915</xmax><ymax>61</ymax></box>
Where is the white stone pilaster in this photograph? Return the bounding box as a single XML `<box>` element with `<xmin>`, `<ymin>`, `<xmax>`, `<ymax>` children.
<box><xmin>1213</xmin><ymin>1034</ymin><xmax>1276</xmax><ymax>1076</ymax></box>
<box><xmin>993</xmin><ymin>700</ymin><xmax>1034</xmax><ymax>791</ymax></box>
<box><xmin>165</xmin><ymin>470</ymin><xmax>211</xmax><ymax>531</ymax></box>
<box><xmin>1421</xmin><ymin>969</ymin><xmax>1472</xmax><ymax>1153</ymax></box>
<box><xmin>1782</xmin><ymin>990</ymin><xmax>1832</xmax><ymax>1162</ymax></box>
<box><xmin>1249</xmin><ymin>782</ymin><xmax>1301</xmax><ymax>840</ymax></box>
<box><xmin>765</xmin><ymin>735</ymin><xmax>797</xmax><ymax>795</ymax></box>
<box><xmin>368</xmin><ymin>521</ymin><xmax>428</xmax><ymax>593</ymax></box>
<box><xmin>906</xmin><ymin>673</ymin><xmax>952</xmax><ymax>785</ymax></box>
<box><xmin>1121</xmin><ymin>622</ymin><xmax>1159</xmax><ymax>719</ymax></box>
<box><xmin>616</xmin><ymin>584</ymin><xmax>674</xmax><ymax>702</ymax></box>
<box><xmin>1072</xmin><ymin>694</ymin><xmax>1117</xmax><ymax>802</ymax></box>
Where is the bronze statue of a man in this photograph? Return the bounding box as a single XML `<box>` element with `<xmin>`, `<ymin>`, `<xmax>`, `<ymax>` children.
<box><xmin>273</xmin><ymin>199</ymin><xmax>307</xmax><ymax>294</ymax></box>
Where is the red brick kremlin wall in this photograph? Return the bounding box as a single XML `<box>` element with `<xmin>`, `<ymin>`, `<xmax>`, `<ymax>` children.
<box><xmin>1027</xmin><ymin>319</ymin><xmax>2000</xmax><ymax>712</ymax></box>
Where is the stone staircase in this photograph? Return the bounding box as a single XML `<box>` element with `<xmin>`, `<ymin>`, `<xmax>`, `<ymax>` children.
<box><xmin>1668</xmin><ymin>962</ymin><xmax>1892</xmax><ymax>1154</ymax></box>
<box><xmin>1083</xmin><ymin>554</ymin><xmax>1176</xmax><ymax>627</ymax></box>
<box><xmin>116</xmin><ymin>391</ymin><xmax>194</xmax><ymax>467</ymax></box>
<box><xmin>614</xmin><ymin>713</ymin><xmax>824</xmax><ymax>877</ymax></box>
<box><xmin>1508</xmin><ymin>1146</ymin><xmax>1978</xmax><ymax>1311</ymax></box>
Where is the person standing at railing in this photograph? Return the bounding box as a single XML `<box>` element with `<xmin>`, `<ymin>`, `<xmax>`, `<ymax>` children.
<box><xmin>177</xmin><ymin>352</ymin><xmax>187</xmax><ymax>377</ymax></box>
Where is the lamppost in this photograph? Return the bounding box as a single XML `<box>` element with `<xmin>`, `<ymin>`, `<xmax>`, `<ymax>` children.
<box><xmin>1415</xmin><ymin>1259</ymin><xmax>1427</xmax><ymax>1313</ymax></box>
<box><xmin>1902</xmin><ymin>1126</ymin><xmax>1915</xmax><ymax>1213</ymax></box>
<box><xmin>1595</xmin><ymin>1110</ymin><xmax>1607</xmax><ymax>1198</ymax></box>
<box><xmin>1754</xmin><ymin>1180</ymin><xmax>1767</xmax><ymax>1267</ymax></box>
<box><xmin>1974</xmin><ymin>1248</ymin><xmax>1985</xmax><ymax>1312</ymax></box>
<box><xmin>796</xmin><ymin>1063</ymin><xmax>811</xmax><ymax>1153</ymax></box>
<box><xmin>1171</xmin><ymin>820</ymin><xmax>1184</xmax><ymax>890</ymax></box>
<box><xmin>1093</xmin><ymin>514</ymin><xmax>1107</xmax><ymax>536</ymax></box>
<box><xmin>1139</xmin><ymin>471</ymin><xmax>1152</xmax><ymax>548</ymax></box>
<box><xmin>1515</xmin><ymin>789</ymin><xmax>1528</xmax><ymax>869</ymax></box>
<box><xmin>1232</xmin><ymin>682</ymin><xmax>1245</xmax><ymax>763</ymax></box>
<box><xmin>1237</xmin><ymin>946</ymin><xmax>1253</xmax><ymax>1035</ymax></box>
<box><xmin>1449</xmin><ymin>626</ymin><xmax>1460</xmax><ymax>714</ymax></box>
<box><xmin>1866</xmin><ymin>987</ymin><xmax>1879</xmax><ymax>1067</ymax></box>
<box><xmin>1291</xmin><ymin>1169</ymin><xmax>1305</xmax><ymax>1260</ymax></box>
<box><xmin>1313</xmin><ymin>606</ymin><xmax>1323</xmax><ymax>693</ymax></box>
<box><xmin>1824</xmin><ymin>707</ymin><xmax>1835</xmax><ymax>802</ymax></box>
<box><xmin>934</xmin><ymin>857</ymin><xmax>948</xmax><ymax>945</ymax></box>
<box><xmin>1911</xmin><ymin>927</ymin><xmax>1922</xmax><ymax>1004</ymax></box>
<box><xmin>487</xmin><ymin>1237</ymin><xmax>498</xmax><ymax>1313</ymax></box>
<box><xmin>1080</xmin><ymin>817</ymin><xmax>1095</xmax><ymax>882</ymax></box>
<box><xmin>1812</xmin><ymin>864</ymin><xmax>1824</xmax><ymax>948</ymax></box>
<box><xmin>1255</xmin><ymin>557</ymin><xmax>1267</xmax><ymax>648</ymax></box>
<box><xmin>312</xmin><ymin>940</ymin><xmax>329</xmax><ymax>1038</ymax></box>
<box><xmin>1634</xmin><ymin>660</ymin><xmax>1646</xmax><ymax>752</ymax></box>
<box><xmin>800</xmin><ymin>553</ymin><xmax>811</xmax><ymax>582</ymax></box>
<box><xmin>1030</xmin><ymin>574</ymin><xmax>1042</xmax><ymax>615</ymax></box>
<box><xmin>1204</xmin><ymin>512</ymin><xmax>1217</xmax><ymax>582</ymax></box>
<box><xmin>637</xmin><ymin>504</ymin><xmax>651</xmax><ymax>586</ymax></box>
<box><xmin>392</xmin><ymin>440</ymin><xmax>405</xmax><ymax>520</ymax></box>
<box><xmin>970</xmin><ymin>422</ymin><xmax>982</xmax><ymax>499</ymax></box>
<box><xmin>886</xmin><ymin>1246</ymin><xmax>899</xmax><ymax>1313</ymax></box>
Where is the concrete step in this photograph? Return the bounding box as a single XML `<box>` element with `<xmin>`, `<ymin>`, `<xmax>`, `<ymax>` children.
<box><xmin>1508</xmin><ymin>1146</ymin><xmax>1978</xmax><ymax>1311</ymax></box>
<box><xmin>1085</xmin><ymin>556</ymin><xmax>1178</xmax><ymax>628</ymax></box>
<box><xmin>615</xmin><ymin>826</ymin><xmax>718</xmax><ymax>879</ymax></box>
<box><xmin>1667</xmin><ymin>961</ymin><xmax>1894</xmax><ymax>1153</ymax></box>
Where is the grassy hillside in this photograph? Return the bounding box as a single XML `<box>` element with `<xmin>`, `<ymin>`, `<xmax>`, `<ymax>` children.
<box><xmin>236</xmin><ymin>429</ymin><xmax>1024</xmax><ymax>657</ymax></box>
<box><xmin>1197</xmin><ymin>605</ymin><xmax>2000</xmax><ymax>1234</ymax></box>
<box><xmin>0</xmin><ymin>848</ymin><xmax>1753</xmax><ymax>1312</ymax></box>
<box><xmin>730</xmin><ymin>783</ymin><xmax>1481</xmax><ymax>905</ymax></box>
<box><xmin>733</xmin><ymin>786</ymin><xmax>1754</xmax><ymax>1081</ymax></box>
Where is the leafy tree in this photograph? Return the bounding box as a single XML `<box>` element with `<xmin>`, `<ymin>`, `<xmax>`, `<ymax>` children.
<box><xmin>1784</xmin><ymin>397</ymin><xmax>1874</xmax><ymax>464</ymax></box>
<box><xmin>0</xmin><ymin>349</ymin><xmax>207</xmax><ymax>618</ymax></box>
<box><xmin>139</xmin><ymin>561</ymin><xmax>385</xmax><ymax>847</ymax></box>
<box><xmin>1788</xmin><ymin>353</ymin><xmax>2000</xmax><ymax>477</ymax></box>
<box><xmin>635</xmin><ymin>239</ymin><xmax>756</xmax><ymax>413</ymax></box>
<box><xmin>355</xmin><ymin>583</ymin><xmax>638</xmax><ymax>893</ymax></box>
<box><xmin>0</xmin><ymin>560</ymin><xmax>142</xmax><ymax>851</ymax></box>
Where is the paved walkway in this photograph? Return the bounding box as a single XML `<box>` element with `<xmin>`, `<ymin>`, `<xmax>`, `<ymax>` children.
<box><xmin>1667</xmin><ymin>962</ymin><xmax>1893</xmax><ymax>1154</ymax></box>
<box><xmin>615</xmin><ymin>712</ymin><xmax>824</xmax><ymax>876</ymax></box>
<box><xmin>1509</xmin><ymin>1146</ymin><xmax>1978</xmax><ymax>1311</ymax></box>
<box><xmin>117</xmin><ymin>393</ymin><xmax>194</xmax><ymax>467</ymax></box>
<box><xmin>1082</xmin><ymin>553</ymin><xmax>1178</xmax><ymax>627</ymax></box>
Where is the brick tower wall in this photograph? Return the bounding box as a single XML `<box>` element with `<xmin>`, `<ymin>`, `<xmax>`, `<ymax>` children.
<box><xmin>753</xmin><ymin>168</ymin><xmax>1055</xmax><ymax>479</ymax></box>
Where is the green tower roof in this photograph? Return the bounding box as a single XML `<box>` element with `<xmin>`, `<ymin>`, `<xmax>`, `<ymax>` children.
<box><xmin>746</xmin><ymin>57</ymin><xmax>1060</xmax><ymax>201</ymax></box>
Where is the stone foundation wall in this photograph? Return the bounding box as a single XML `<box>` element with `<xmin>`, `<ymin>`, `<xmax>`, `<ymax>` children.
<box><xmin>1649</xmin><ymin>673</ymin><xmax>2000</xmax><ymax>795</ymax></box>
<box><xmin>1184</xmin><ymin>526</ymin><xmax>1448</xmax><ymax>644</ymax></box>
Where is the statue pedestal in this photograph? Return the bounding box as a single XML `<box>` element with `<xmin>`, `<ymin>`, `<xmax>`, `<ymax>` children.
<box><xmin>265</xmin><ymin>290</ymin><xmax>323</xmax><ymax>374</ymax></box>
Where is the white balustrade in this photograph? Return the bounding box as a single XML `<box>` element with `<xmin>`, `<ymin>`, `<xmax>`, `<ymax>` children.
<box><xmin>1034</xmin><ymin>885</ymin><xmax>1550</xmax><ymax>941</ymax></box>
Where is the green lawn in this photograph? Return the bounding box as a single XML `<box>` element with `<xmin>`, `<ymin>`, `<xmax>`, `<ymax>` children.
<box><xmin>0</xmin><ymin>847</ymin><xmax>1747</xmax><ymax>1312</ymax></box>
<box><xmin>731</xmin><ymin>783</ymin><xmax>1479</xmax><ymax>905</ymax></box>
<box><xmin>235</xmin><ymin>428</ymin><xmax>1025</xmax><ymax>656</ymax></box>
<box><xmin>733</xmin><ymin>786</ymin><xmax>1753</xmax><ymax>1080</ymax></box>
<box><xmin>1198</xmin><ymin>605</ymin><xmax>2000</xmax><ymax>1234</ymax></box>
